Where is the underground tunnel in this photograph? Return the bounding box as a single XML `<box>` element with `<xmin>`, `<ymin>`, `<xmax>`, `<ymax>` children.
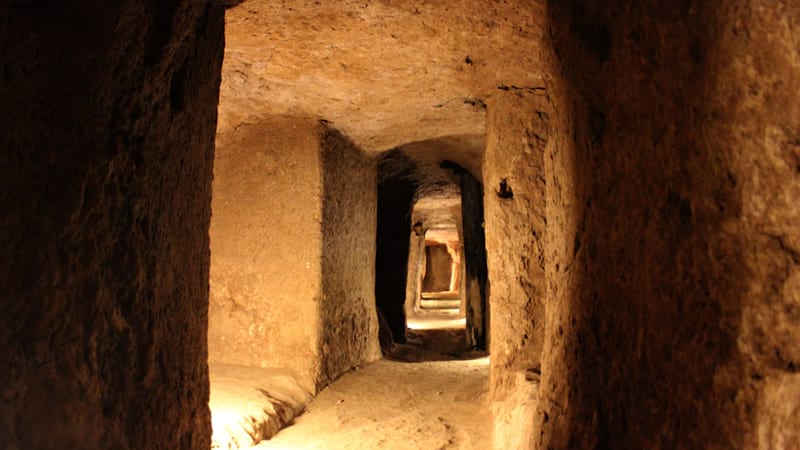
<box><xmin>2</xmin><ymin>1</ymin><xmax>799</xmax><ymax>449</ymax></box>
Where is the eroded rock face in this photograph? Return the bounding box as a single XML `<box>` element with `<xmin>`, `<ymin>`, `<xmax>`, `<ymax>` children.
<box><xmin>536</xmin><ymin>1</ymin><xmax>800</xmax><ymax>449</ymax></box>
<box><xmin>484</xmin><ymin>90</ymin><xmax>549</xmax><ymax>398</ymax></box>
<box><xmin>0</xmin><ymin>1</ymin><xmax>224</xmax><ymax>448</ymax></box>
<box><xmin>461</xmin><ymin>169</ymin><xmax>489</xmax><ymax>350</ymax></box>
<box><xmin>219</xmin><ymin>0</ymin><xmax>548</xmax><ymax>152</ymax></box>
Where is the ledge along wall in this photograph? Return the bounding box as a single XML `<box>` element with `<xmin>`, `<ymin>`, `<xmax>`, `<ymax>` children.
<box><xmin>209</xmin><ymin>116</ymin><xmax>379</xmax><ymax>392</ymax></box>
<box><xmin>0</xmin><ymin>1</ymin><xmax>225</xmax><ymax>448</ymax></box>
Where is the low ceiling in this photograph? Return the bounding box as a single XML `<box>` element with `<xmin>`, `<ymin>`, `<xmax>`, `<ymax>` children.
<box><xmin>398</xmin><ymin>134</ymin><xmax>484</xmax><ymax>183</ymax></box>
<box><xmin>218</xmin><ymin>0</ymin><xmax>548</xmax><ymax>154</ymax></box>
<box><xmin>414</xmin><ymin>194</ymin><xmax>461</xmax><ymax>231</ymax></box>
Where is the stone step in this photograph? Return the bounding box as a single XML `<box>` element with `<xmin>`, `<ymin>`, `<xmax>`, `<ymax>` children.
<box><xmin>421</xmin><ymin>291</ymin><xmax>460</xmax><ymax>300</ymax></box>
<box><xmin>420</xmin><ymin>299</ymin><xmax>461</xmax><ymax>310</ymax></box>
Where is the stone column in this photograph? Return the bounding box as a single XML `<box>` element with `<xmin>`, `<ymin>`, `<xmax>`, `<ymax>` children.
<box><xmin>405</xmin><ymin>227</ymin><xmax>426</xmax><ymax>318</ymax></box>
<box><xmin>0</xmin><ymin>2</ymin><xmax>225</xmax><ymax>448</ymax></box>
<box><xmin>484</xmin><ymin>89</ymin><xmax>550</xmax><ymax>392</ymax></box>
<box><xmin>209</xmin><ymin>116</ymin><xmax>379</xmax><ymax>392</ymax></box>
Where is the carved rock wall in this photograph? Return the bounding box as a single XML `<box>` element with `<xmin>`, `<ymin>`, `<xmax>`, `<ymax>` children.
<box><xmin>484</xmin><ymin>91</ymin><xmax>549</xmax><ymax>396</ymax></box>
<box><xmin>319</xmin><ymin>126</ymin><xmax>382</xmax><ymax>386</ymax></box>
<box><xmin>209</xmin><ymin>116</ymin><xmax>379</xmax><ymax>391</ymax></box>
<box><xmin>535</xmin><ymin>1</ymin><xmax>800</xmax><ymax>448</ymax></box>
<box><xmin>220</xmin><ymin>0</ymin><xmax>548</xmax><ymax>152</ymax></box>
<box><xmin>209</xmin><ymin>116</ymin><xmax>324</xmax><ymax>390</ymax></box>
<box><xmin>0</xmin><ymin>1</ymin><xmax>224</xmax><ymax>448</ymax></box>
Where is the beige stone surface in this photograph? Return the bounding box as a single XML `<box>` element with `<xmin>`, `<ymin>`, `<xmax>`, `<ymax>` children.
<box><xmin>535</xmin><ymin>1</ymin><xmax>800</xmax><ymax>449</ymax></box>
<box><xmin>319</xmin><ymin>125</ymin><xmax>382</xmax><ymax>386</ymax></box>
<box><xmin>484</xmin><ymin>90</ymin><xmax>548</xmax><ymax>397</ymax></box>
<box><xmin>492</xmin><ymin>371</ymin><xmax>539</xmax><ymax>450</ymax></box>
<box><xmin>209</xmin><ymin>363</ymin><xmax>312</xmax><ymax>450</ymax></box>
<box><xmin>253</xmin><ymin>357</ymin><xmax>491</xmax><ymax>450</ymax></box>
<box><xmin>219</xmin><ymin>0</ymin><xmax>548</xmax><ymax>152</ymax></box>
<box><xmin>209</xmin><ymin>116</ymin><xmax>324</xmax><ymax>390</ymax></box>
<box><xmin>3</xmin><ymin>1</ymin><xmax>800</xmax><ymax>449</ymax></box>
<box><xmin>405</xmin><ymin>230</ymin><xmax>426</xmax><ymax>317</ymax></box>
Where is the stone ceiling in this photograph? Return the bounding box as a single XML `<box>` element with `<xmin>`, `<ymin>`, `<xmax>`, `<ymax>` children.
<box><xmin>218</xmin><ymin>0</ymin><xmax>548</xmax><ymax>155</ymax></box>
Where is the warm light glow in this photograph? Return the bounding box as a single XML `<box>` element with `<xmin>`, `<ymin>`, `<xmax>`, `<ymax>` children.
<box><xmin>407</xmin><ymin>316</ymin><xmax>466</xmax><ymax>330</ymax></box>
<box><xmin>209</xmin><ymin>364</ymin><xmax>312</xmax><ymax>450</ymax></box>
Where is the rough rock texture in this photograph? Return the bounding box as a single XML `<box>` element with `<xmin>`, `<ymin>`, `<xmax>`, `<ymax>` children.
<box><xmin>219</xmin><ymin>0</ymin><xmax>547</xmax><ymax>152</ymax></box>
<box><xmin>422</xmin><ymin>244</ymin><xmax>453</xmax><ymax>292</ymax></box>
<box><xmin>484</xmin><ymin>90</ymin><xmax>549</xmax><ymax>396</ymax></box>
<box><xmin>253</xmin><ymin>357</ymin><xmax>492</xmax><ymax>450</ymax></box>
<box><xmin>492</xmin><ymin>371</ymin><xmax>539</xmax><ymax>450</ymax></box>
<box><xmin>6</xmin><ymin>0</ymin><xmax>799</xmax><ymax>448</ymax></box>
<box><xmin>0</xmin><ymin>1</ymin><xmax>224</xmax><ymax>448</ymax></box>
<box><xmin>209</xmin><ymin>116</ymin><xmax>379</xmax><ymax>392</ymax></box>
<box><xmin>209</xmin><ymin>116</ymin><xmax>324</xmax><ymax>389</ymax></box>
<box><xmin>398</xmin><ymin>135</ymin><xmax>486</xmax><ymax>190</ymax></box>
<box><xmin>460</xmin><ymin>169</ymin><xmax>489</xmax><ymax>350</ymax></box>
<box><xmin>404</xmin><ymin>229</ymin><xmax>426</xmax><ymax>318</ymax></box>
<box><xmin>319</xmin><ymin>126</ymin><xmax>382</xmax><ymax>386</ymax></box>
<box><xmin>535</xmin><ymin>1</ymin><xmax>800</xmax><ymax>449</ymax></box>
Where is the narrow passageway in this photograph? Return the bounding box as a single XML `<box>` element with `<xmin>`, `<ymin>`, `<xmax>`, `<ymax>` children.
<box><xmin>253</xmin><ymin>359</ymin><xmax>491</xmax><ymax>450</ymax></box>
<box><xmin>5</xmin><ymin>3</ymin><xmax>800</xmax><ymax>450</ymax></box>
<box><xmin>250</xmin><ymin>315</ymin><xmax>490</xmax><ymax>450</ymax></box>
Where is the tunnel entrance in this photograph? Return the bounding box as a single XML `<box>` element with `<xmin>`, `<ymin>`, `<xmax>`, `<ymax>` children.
<box><xmin>206</xmin><ymin>134</ymin><xmax>491</xmax><ymax>447</ymax></box>
<box><xmin>418</xmin><ymin>231</ymin><xmax>462</xmax><ymax>314</ymax></box>
<box><xmin>421</xmin><ymin>243</ymin><xmax>455</xmax><ymax>295</ymax></box>
<box><xmin>375</xmin><ymin>145</ymin><xmax>489</xmax><ymax>359</ymax></box>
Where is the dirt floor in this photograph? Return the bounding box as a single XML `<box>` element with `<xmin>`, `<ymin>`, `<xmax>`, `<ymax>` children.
<box><xmin>251</xmin><ymin>317</ymin><xmax>492</xmax><ymax>450</ymax></box>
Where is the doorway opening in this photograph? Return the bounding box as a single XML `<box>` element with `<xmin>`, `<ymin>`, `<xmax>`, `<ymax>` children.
<box><xmin>374</xmin><ymin>143</ymin><xmax>489</xmax><ymax>362</ymax></box>
<box><xmin>418</xmin><ymin>231</ymin><xmax>462</xmax><ymax>312</ymax></box>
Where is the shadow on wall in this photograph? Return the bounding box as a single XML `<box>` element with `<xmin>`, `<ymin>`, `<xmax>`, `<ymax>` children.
<box><xmin>319</xmin><ymin>125</ymin><xmax>382</xmax><ymax>383</ymax></box>
<box><xmin>375</xmin><ymin>150</ymin><xmax>418</xmax><ymax>345</ymax></box>
<box><xmin>534</xmin><ymin>1</ymin><xmax>799</xmax><ymax>449</ymax></box>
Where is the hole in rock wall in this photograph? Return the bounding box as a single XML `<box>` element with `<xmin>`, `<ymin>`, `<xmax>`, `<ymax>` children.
<box><xmin>497</xmin><ymin>178</ymin><xmax>514</xmax><ymax>199</ymax></box>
